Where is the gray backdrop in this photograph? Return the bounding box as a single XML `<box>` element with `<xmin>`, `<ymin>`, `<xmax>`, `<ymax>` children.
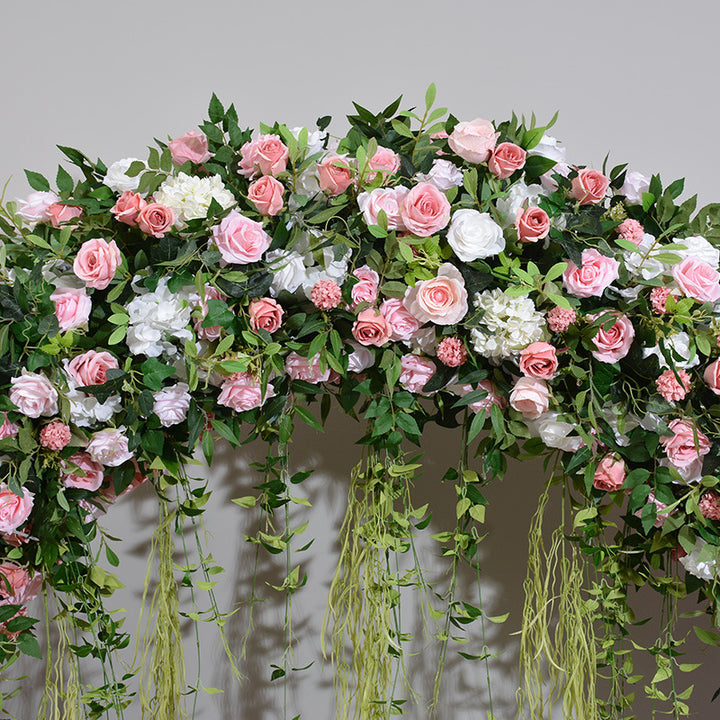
<box><xmin>2</xmin><ymin>1</ymin><xmax>719</xmax><ymax>717</ymax></box>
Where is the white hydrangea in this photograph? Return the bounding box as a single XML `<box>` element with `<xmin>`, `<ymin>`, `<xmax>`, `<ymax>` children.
<box><xmin>495</xmin><ymin>181</ymin><xmax>544</xmax><ymax>227</ymax></box>
<box><xmin>153</xmin><ymin>172</ymin><xmax>235</xmax><ymax>226</ymax></box>
<box><xmin>104</xmin><ymin>158</ymin><xmax>143</xmax><ymax>193</ymax></box>
<box><xmin>62</xmin><ymin>360</ymin><xmax>122</xmax><ymax>428</ymax></box>
<box><xmin>679</xmin><ymin>538</ymin><xmax>718</xmax><ymax>581</ymax></box>
<box><xmin>125</xmin><ymin>277</ymin><xmax>195</xmax><ymax>357</ymax></box>
<box><xmin>290</xmin><ymin>126</ymin><xmax>327</xmax><ymax>157</ymax></box>
<box><xmin>470</xmin><ymin>289</ymin><xmax>546</xmax><ymax>361</ymax></box>
<box><xmin>642</xmin><ymin>331</ymin><xmax>699</xmax><ymax>370</ymax></box>
<box><xmin>623</xmin><ymin>234</ymin><xmax>670</xmax><ymax>280</ymax></box>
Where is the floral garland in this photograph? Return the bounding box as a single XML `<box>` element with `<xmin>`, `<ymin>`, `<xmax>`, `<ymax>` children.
<box><xmin>1</xmin><ymin>86</ymin><xmax>720</xmax><ymax>718</ymax></box>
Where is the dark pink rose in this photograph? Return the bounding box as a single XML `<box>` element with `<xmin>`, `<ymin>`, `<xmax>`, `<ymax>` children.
<box><xmin>111</xmin><ymin>191</ymin><xmax>147</xmax><ymax>227</ymax></box>
<box><xmin>519</xmin><ymin>342</ymin><xmax>559</xmax><ymax>380</ymax></box>
<box><xmin>570</xmin><ymin>168</ymin><xmax>610</xmax><ymax>205</ymax></box>
<box><xmin>318</xmin><ymin>155</ymin><xmax>354</xmax><ymax>196</ymax></box>
<box><xmin>704</xmin><ymin>359</ymin><xmax>720</xmax><ymax>395</ymax></box>
<box><xmin>168</xmin><ymin>130</ymin><xmax>211</xmax><ymax>165</ymax></box>
<box><xmin>488</xmin><ymin>142</ymin><xmax>527</xmax><ymax>179</ymax></box>
<box><xmin>593</xmin><ymin>454</ymin><xmax>626</xmax><ymax>491</ymax></box>
<box><xmin>399</xmin><ymin>182</ymin><xmax>451</xmax><ymax>237</ymax></box>
<box><xmin>365</xmin><ymin>146</ymin><xmax>401</xmax><ymax>184</ymax></box>
<box><xmin>73</xmin><ymin>238</ymin><xmax>122</xmax><ymax>290</ymax></box>
<box><xmin>516</xmin><ymin>207</ymin><xmax>550</xmax><ymax>242</ymax></box>
<box><xmin>137</xmin><ymin>203</ymin><xmax>175</xmax><ymax>238</ymax></box>
<box><xmin>249</xmin><ymin>297</ymin><xmax>284</xmax><ymax>333</ymax></box>
<box><xmin>248</xmin><ymin>176</ymin><xmax>284</xmax><ymax>216</ymax></box>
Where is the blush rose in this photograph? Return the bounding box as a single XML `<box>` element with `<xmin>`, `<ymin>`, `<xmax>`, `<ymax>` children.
<box><xmin>168</xmin><ymin>130</ymin><xmax>211</xmax><ymax>165</ymax></box>
<box><xmin>399</xmin><ymin>182</ymin><xmax>451</xmax><ymax>237</ymax></box>
<box><xmin>509</xmin><ymin>377</ymin><xmax>550</xmax><ymax>419</ymax></box>
<box><xmin>212</xmin><ymin>210</ymin><xmax>271</xmax><ymax>264</ymax></box>
<box><xmin>588</xmin><ymin>312</ymin><xmax>635</xmax><ymax>363</ymax></box>
<box><xmin>563</xmin><ymin>248</ymin><xmax>620</xmax><ymax>298</ymax></box>
<box><xmin>593</xmin><ymin>454</ymin><xmax>626</xmax><ymax>492</ymax></box>
<box><xmin>448</xmin><ymin>118</ymin><xmax>499</xmax><ymax>163</ymax></box>
<box><xmin>248</xmin><ymin>176</ymin><xmax>284</xmax><ymax>216</ymax></box>
<box><xmin>249</xmin><ymin>297</ymin><xmax>284</xmax><ymax>333</ymax></box>
<box><xmin>67</xmin><ymin>350</ymin><xmax>119</xmax><ymax>386</ymax></box>
<box><xmin>672</xmin><ymin>257</ymin><xmax>720</xmax><ymax>303</ymax></box>
<box><xmin>50</xmin><ymin>287</ymin><xmax>92</xmax><ymax>332</ymax></box>
<box><xmin>519</xmin><ymin>342</ymin><xmax>559</xmax><ymax>380</ymax></box>
<box><xmin>403</xmin><ymin>263</ymin><xmax>468</xmax><ymax>325</ymax></box>
<box><xmin>73</xmin><ymin>238</ymin><xmax>122</xmax><ymax>290</ymax></box>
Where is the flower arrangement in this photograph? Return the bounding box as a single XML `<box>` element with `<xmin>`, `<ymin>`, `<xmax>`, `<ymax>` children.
<box><xmin>1</xmin><ymin>86</ymin><xmax>719</xmax><ymax>718</ymax></box>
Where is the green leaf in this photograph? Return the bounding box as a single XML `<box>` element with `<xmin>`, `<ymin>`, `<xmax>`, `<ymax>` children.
<box><xmin>294</xmin><ymin>405</ymin><xmax>323</xmax><ymax>431</ymax></box>
<box><xmin>17</xmin><ymin>633</ymin><xmax>42</xmax><ymax>659</ymax></box>
<box><xmin>208</xmin><ymin>93</ymin><xmax>225</xmax><ymax>124</ymax></box>
<box><xmin>24</xmin><ymin>170</ymin><xmax>50</xmax><ymax>192</ymax></box>
<box><xmin>391</xmin><ymin>119</ymin><xmax>413</xmax><ymax>139</ymax></box>
<box><xmin>425</xmin><ymin>83</ymin><xmax>437</xmax><ymax>111</ymax></box>
<box><xmin>141</xmin><ymin>357</ymin><xmax>177</xmax><ymax>391</ymax></box>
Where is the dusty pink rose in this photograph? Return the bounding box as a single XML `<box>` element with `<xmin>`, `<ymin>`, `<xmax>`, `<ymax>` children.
<box><xmin>86</xmin><ymin>428</ymin><xmax>133</xmax><ymax>467</ymax></box>
<box><xmin>448</xmin><ymin>118</ymin><xmax>499</xmax><ymax>163</ymax></box>
<box><xmin>357</xmin><ymin>186</ymin><xmax>408</xmax><ymax>230</ymax></box>
<box><xmin>570</xmin><ymin>168</ymin><xmax>610</xmax><ymax>205</ymax></box>
<box><xmin>437</xmin><ymin>337</ymin><xmax>467</xmax><ymax>367</ymax></box>
<box><xmin>516</xmin><ymin>207</ymin><xmax>550</xmax><ymax>242</ymax></box>
<box><xmin>318</xmin><ymin>155</ymin><xmax>354</xmax><ymax>196</ymax></box>
<box><xmin>16</xmin><ymin>190</ymin><xmax>59</xmax><ymax>225</ymax></box>
<box><xmin>152</xmin><ymin>382</ymin><xmax>191</xmax><ymax>427</ymax></box>
<box><xmin>588</xmin><ymin>312</ymin><xmax>635</xmax><ymax>363</ymax></box>
<box><xmin>61</xmin><ymin>452</ymin><xmax>104</xmax><ymax>491</ymax></box>
<box><xmin>285</xmin><ymin>352</ymin><xmax>331</xmax><ymax>384</ymax></box>
<box><xmin>0</xmin><ymin>483</ymin><xmax>33</xmax><ymax>534</ymax></box>
<box><xmin>68</xmin><ymin>350</ymin><xmax>119</xmax><ymax>386</ymax></box>
<box><xmin>248</xmin><ymin>176</ymin><xmax>284</xmax><ymax>216</ymax></box>
<box><xmin>111</xmin><ymin>191</ymin><xmax>147</xmax><ymax>226</ymax></box>
<box><xmin>73</xmin><ymin>238</ymin><xmax>122</xmax><ymax>290</ymax></box>
<box><xmin>137</xmin><ymin>203</ymin><xmax>175</xmax><ymax>238</ymax></box>
<box><xmin>509</xmin><ymin>377</ymin><xmax>550</xmax><ymax>419</ymax></box>
<box><xmin>352</xmin><ymin>308</ymin><xmax>391</xmax><ymax>347</ymax></box>
<box><xmin>593</xmin><ymin>454</ymin><xmax>626</xmax><ymax>492</ymax></box>
<box><xmin>488</xmin><ymin>142</ymin><xmax>527</xmax><ymax>179</ymax></box>
<box><xmin>212</xmin><ymin>210</ymin><xmax>271</xmax><ymax>264</ymax></box>
<box><xmin>660</xmin><ymin>419</ymin><xmax>711</xmax><ymax>469</ymax></box>
<box><xmin>39</xmin><ymin>421</ymin><xmax>71</xmax><ymax>451</ymax></box>
<box><xmin>311</xmin><ymin>280</ymin><xmax>343</xmax><ymax>310</ymax></box>
<box><xmin>699</xmin><ymin>490</ymin><xmax>720</xmax><ymax>521</ymax></box>
<box><xmin>0</xmin><ymin>563</ymin><xmax>40</xmax><ymax>606</ymax></box>
<box><xmin>9</xmin><ymin>372</ymin><xmax>58</xmax><ymax>418</ymax></box>
<box><xmin>563</xmin><ymin>248</ymin><xmax>620</xmax><ymax>298</ymax></box>
<box><xmin>704</xmin><ymin>359</ymin><xmax>720</xmax><ymax>395</ymax></box>
<box><xmin>519</xmin><ymin>342</ymin><xmax>559</xmax><ymax>380</ymax></box>
<box><xmin>617</xmin><ymin>218</ymin><xmax>644</xmax><ymax>245</ymax></box>
<box><xmin>249</xmin><ymin>297</ymin><xmax>284</xmax><ymax>333</ymax></box>
<box><xmin>47</xmin><ymin>203</ymin><xmax>83</xmax><ymax>228</ymax></box>
<box><xmin>365</xmin><ymin>146</ymin><xmax>401</xmax><ymax>184</ymax></box>
<box><xmin>168</xmin><ymin>130</ymin><xmax>211</xmax><ymax>165</ymax></box>
<box><xmin>650</xmin><ymin>286</ymin><xmax>677</xmax><ymax>314</ymax></box>
<box><xmin>50</xmin><ymin>287</ymin><xmax>92</xmax><ymax>332</ymax></box>
<box><xmin>0</xmin><ymin>414</ymin><xmax>18</xmax><ymax>440</ymax></box>
<box><xmin>380</xmin><ymin>298</ymin><xmax>422</xmax><ymax>341</ymax></box>
<box><xmin>194</xmin><ymin>285</ymin><xmax>227</xmax><ymax>341</ymax></box>
<box><xmin>238</xmin><ymin>134</ymin><xmax>289</xmax><ymax>178</ymax></box>
<box><xmin>399</xmin><ymin>354</ymin><xmax>436</xmax><ymax>395</ymax></box>
<box><xmin>459</xmin><ymin>380</ymin><xmax>506</xmax><ymax>417</ymax></box>
<box><xmin>672</xmin><ymin>257</ymin><xmax>720</xmax><ymax>303</ymax></box>
<box><xmin>656</xmin><ymin>368</ymin><xmax>691</xmax><ymax>401</ymax></box>
<box><xmin>218</xmin><ymin>372</ymin><xmax>274</xmax><ymax>413</ymax></box>
<box><xmin>350</xmin><ymin>266</ymin><xmax>379</xmax><ymax>309</ymax></box>
<box><xmin>399</xmin><ymin>182</ymin><xmax>451</xmax><ymax>237</ymax></box>
<box><xmin>547</xmin><ymin>306</ymin><xmax>576</xmax><ymax>333</ymax></box>
<box><xmin>403</xmin><ymin>263</ymin><xmax>468</xmax><ymax>325</ymax></box>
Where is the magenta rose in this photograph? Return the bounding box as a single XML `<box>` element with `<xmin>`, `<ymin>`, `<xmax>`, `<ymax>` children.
<box><xmin>380</xmin><ymin>298</ymin><xmax>422</xmax><ymax>341</ymax></box>
<box><xmin>0</xmin><ymin>483</ymin><xmax>33</xmax><ymax>534</ymax></box>
<box><xmin>68</xmin><ymin>350</ymin><xmax>119</xmax><ymax>386</ymax></box>
<box><xmin>588</xmin><ymin>312</ymin><xmax>635</xmax><ymax>363</ymax></box>
<box><xmin>519</xmin><ymin>342</ymin><xmax>559</xmax><ymax>380</ymax></box>
<box><xmin>399</xmin><ymin>182</ymin><xmax>451</xmax><ymax>237</ymax></box>
<box><xmin>168</xmin><ymin>130</ymin><xmax>211</xmax><ymax>165</ymax></box>
<box><xmin>357</xmin><ymin>186</ymin><xmax>409</xmax><ymax>230</ymax></box>
<box><xmin>0</xmin><ymin>413</ymin><xmax>18</xmax><ymax>440</ymax></box>
<box><xmin>248</xmin><ymin>176</ymin><xmax>284</xmax><ymax>216</ymax></box>
<box><xmin>593</xmin><ymin>454</ymin><xmax>626</xmax><ymax>492</ymax></box>
<box><xmin>704</xmin><ymin>360</ymin><xmax>720</xmax><ymax>395</ymax></box>
<box><xmin>403</xmin><ymin>263</ymin><xmax>468</xmax><ymax>325</ymax></box>
<box><xmin>352</xmin><ymin>308</ymin><xmax>391</xmax><ymax>347</ymax></box>
<box><xmin>218</xmin><ymin>372</ymin><xmax>275</xmax><ymax>412</ymax></box>
<box><xmin>111</xmin><ymin>191</ymin><xmax>147</xmax><ymax>227</ymax></box>
<box><xmin>61</xmin><ymin>452</ymin><xmax>104</xmax><ymax>491</ymax></box>
<box><xmin>488</xmin><ymin>142</ymin><xmax>527</xmax><ymax>179</ymax></box>
<box><xmin>86</xmin><ymin>428</ymin><xmax>133</xmax><ymax>467</ymax></box>
<box><xmin>50</xmin><ymin>286</ymin><xmax>92</xmax><ymax>332</ymax></box>
<box><xmin>350</xmin><ymin>266</ymin><xmax>379</xmax><ymax>309</ymax></box>
<box><xmin>249</xmin><ymin>297</ymin><xmax>284</xmax><ymax>333</ymax></box>
<box><xmin>318</xmin><ymin>155</ymin><xmax>354</xmax><ymax>196</ymax></box>
<box><xmin>9</xmin><ymin>372</ymin><xmax>58</xmax><ymax>418</ymax></box>
<box><xmin>399</xmin><ymin>354</ymin><xmax>437</xmax><ymax>395</ymax></box>
<box><xmin>448</xmin><ymin>118</ymin><xmax>499</xmax><ymax>163</ymax></box>
<box><xmin>137</xmin><ymin>203</ymin><xmax>175</xmax><ymax>238</ymax></box>
<box><xmin>570</xmin><ymin>168</ymin><xmax>610</xmax><ymax>205</ymax></box>
<box><xmin>285</xmin><ymin>352</ymin><xmax>331</xmax><ymax>384</ymax></box>
<box><xmin>563</xmin><ymin>248</ymin><xmax>620</xmax><ymax>298</ymax></box>
<box><xmin>73</xmin><ymin>238</ymin><xmax>122</xmax><ymax>290</ymax></box>
<box><xmin>365</xmin><ymin>146</ymin><xmax>401</xmax><ymax>184</ymax></box>
<box><xmin>660</xmin><ymin>419</ymin><xmax>711</xmax><ymax>469</ymax></box>
<box><xmin>212</xmin><ymin>210</ymin><xmax>271</xmax><ymax>264</ymax></box>
<box><xmin>509</xmin><ymin>377</ymin><xmax>550</xmax><ymax>419</ymax></box>
<box><xmin>47</xmin><ymin>202</ymin><xmax>82</xmax><ymax>228</ymax></box>
<box><xmin>516</xmin><ymin>207</ymin><xmax>550</xmax><ymax>242</ymax></box>
<box><xmin>238</xmin><ymin>134</ymin><xmax>289</xmax><ymax>178</ymax></box>
<box><xmin>672</xmin><ymin>257</ymin><xmax>720</xmax><ymax>303</ymax></box>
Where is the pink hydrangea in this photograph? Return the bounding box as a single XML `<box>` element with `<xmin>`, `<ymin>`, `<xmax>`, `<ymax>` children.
<box><xmin>39</xmin><ymin>421</ymin><xmax>71</xmax><ymax>451</ymax></box>
<box><xmin>547</xmin><ymin>306</ymin><xmax>577</xmax><ymax>333</ymax></box>
<box><xmin>437</xmin><ymin>337</ymin><xmax>467</xmax><ymax>367</ymax></box>
<box><xmin>655</xmin><ymin>369</ymin><xmax>691</xmax><ymax>402</ymax></box>
<box><xmin>650</xmin><ymin>286</ymin><xmax>675</xmax><ymax>315</ymax></box>
<box><xmin>311</xmin><ymin>280</ymin><xmax>342</xmax><ymax>310</ymax></box>
<box><xmin>698</xmin><ymin>490</ymin><xmax>720</xmax><ymax>521</ymax></box>
<box><xmin>617</xmin><ymin>219</ymin><xmax>644</xmax><ymax>245</ymax></box>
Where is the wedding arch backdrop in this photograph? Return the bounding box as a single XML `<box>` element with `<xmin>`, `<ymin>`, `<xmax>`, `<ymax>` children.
<box><xmin>0</xmin><ymin>87</ymin><xmax>719</xmax><ymax>719</ymax></box>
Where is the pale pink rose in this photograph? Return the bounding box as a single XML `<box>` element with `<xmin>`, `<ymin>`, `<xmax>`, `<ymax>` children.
<box><xmin>593</xmin><ymin>454</ymin><xmax>626</xmax><ymax>492</ymax></box>
<box><xmin>285</xmin><ymin>352</ymin><xmax>331</xmax><ymax>384</ymax></box>
<box><xmin>672</xmin><ymin>257</ymin><xmax>720</xmax><ymax>303</ymax></box>
<box><xmin>519</xmin><ymin>342</ymin><xmax>559</xmax><ymax>380</ymax></box>
<box><xmin>399</xmin><ymin>354</ymin><xmax>436</xmax><ymax>394</ymax></box>
<box><xmin>0</xmin><ymin>563</ymin><xmax>40</xmax><ymax>606</ymax></box>
<box><xmin>218</xmin><ymin>372</ymin><xmax>274</xmax><ymax>412</ymax></box>
<box><xmin>86</xmin><ymin>428</ymin><xmax>133</xmax><ymax>467</ymax></box>
<box><xmin>655</xmin><ymin>368</ymin><xmax>691</xmax><ymax>401</ymax></box>
<box><xmin>547</xmin><ymin>306</ymin><xmax>577</xmax><ymax>333</ymax></box>
<box><xmin>153</xmin><ymin>382</ymin><xmax>191</xmax><ymax>427</ymax></box>
<box><xmin>399</xmin><ymin>182</ymin><xmax>451</xmax><ymax>237</ymax></box>
<box><xmin>212</xmin><ymin>210</ymin><xmax>271</xmax><ymax>264</ymax></box>
<box><xmin>73</xmin><ymin>238</ymin><xmax>121</xmax><ymax>290</ymax></box>
<box><xmin>617</xmin><ymin>219</ymin><xmax>644</xmax><ymax>245</ymax></box>
<box><xmin>111</xmin><ymin>191</ymin><xmax>147</xmax><ymax>227</ymax></box>
<box><xmin>588</xmin><ymin>312</ymin><xmax>635</xmax><ymax>363</ymax></box>
<box><xmin>61</xmin><ymin>452</ymin><xmax>104</xmax><ymax>491</ymax></box>
<box><xmin>437</xmin><ymin>337</ymin><xmax>467</xmax><ymax>367</ymax></box>
<box><xmin>249</xmin><ymin>297</ymin><xmax>284</xmax><ymax>333</ymax></box>
<box><xmin>570</xmin><ymin>168</ymin><xmax>610</xmax><ymax>205</ymax></box>
<box><xmin>39</xmin><ymin>421</ymin><xmax>71</xmax><ymax>451</ymax></box>
<box><xmin>168</xmin><ymin>130</ymin><xmax>211</xmax><ymax>165</ymax></box>
<box><xmin>352</xmin><ymin>308</ymin><xmax>391</xmax><ymax>347</ymax></box>
<box><xmin>16</xmin><ymin>191</ymin><xmax>59</xmax><ymax>225</ymax></box>
<box><xmin>457</xmin><ymin>380</ymin><xmax>506</xmax><ymax>416</ymax></box>
<box><xmin>488</xmin><ymin>142</ymin><xmax>527</xmax><ymax>179</ymax></box>
<box><xmin>238</xmin><ymin>134</ymin><xmax>289</xmax><ymax>178</ymax></box>
<box><xmin>47</xmin><ymin>203</ymin><xmax>82</xmax><ymax>228</ymax></box>
<box><xmin>318</xmin><ymin>155</ymin><xmax>354</xmax><ymax>196</ymax></box>
<box><xmin>0</xmin><ymin>483</ymin><xmax>33</xmax><ymax>534</ymax></box>
<box><xmin>311</xmin><ymin>280</ymin><xmax>343</xmax><ymax>310</ymax></box>
<box><xmin>68</xmin><ymin>350</ymin><xmax>119</xmax><ymax>386</ymax></box>
<box><xmin>346</xmin><ymin>343</ymin><xmax>375</xmax><ymax>373</ymax></box>
<box><xmin>0</xmin><ymin>413</ymin><xmax>18</xmax><ymax>440</ymax></box>
<box><xmin>403</xmin><ymin>263</ymin><xmax>468</xmax><ymax>325</ymax></box>
<box><xmin>660</xmin><ymin>419</ymin><xmax>711</xmax><ymax>469</ymax></box>
<box><xmin>380</xmin><ymin>298</ymin><xmax>422</xmax><ymax>341</ymax></box>
<box><xmin>704</xmin><ymin>359</ymin><xmax>720</xmax><ymax>395</ymax></box>
<box><xmin>9</xmin><ymin>372</ymin><xmax>58</xmax><ymax>418</ymax></box>
<box><xmin>350</xmin><ymin>266</ymin><xmax>379</xmax><ymax>309</ymax></box>
<box><xmin>49</xmin><ymin>287</ymin><xmax>91</xmax><ymax>332</ymax></box>
<box><xmin>137</xmin><ymin>203</ymin><xmax>175</xmax><ymax>238</ymax></box>
<box><xmin>365</xmin><ymin>146</ymin><xmax>401</xmax><ymax>184</ymax></box>
<box><xmin>516</xmin><ymin>207</ymin><xmax>550</xmax><ymax>242</ymax></box>
<box><xmin>194</xmin><ymin>285</ymin><xmax>227</xmax><ymax>341</ymax></box>
<box><xmin>563</xmin><ymin>248</ymin><xmax>620</xmax><ymax>298</ymax></box>
<box><xmin>248</xmin><ymin>176</ymin><xmax>284</xmax><ymax>216</ymax></box>
<box><xmin>509</xmin><ymin>377</ymin><xmax>550</xmax><ymax>419</ymax></box>
<box><xmin>357</xmin><ymin>186</ymin><xmax>408</xmax><ymax>230</ymax></box>
<box><xmin>448</xmin><ymin>118</ymin><xmax>499</xmax><ymax>163</ymax></box>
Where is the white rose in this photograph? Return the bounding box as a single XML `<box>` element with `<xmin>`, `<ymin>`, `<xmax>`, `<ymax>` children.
<box><xmin>267</xmin><ymin>250</ymin><xmax>308</xmax><ymax>296</ymax></box>
<box><xmin>446</xmin><ymin>209</ymin><xmax>504</xmax><ymax>262</ymax></box>
<box><xmin>621</xmin><ymin>170</ymin><xmax>650</xmax><ymax>205</ymax></box>
<box><xmin>623</xmin><ymin>234</ymin><xmax>669</xmax><ymax>280</ymax></box>
<box><xmin>675</xmin><ymin>235</ymin><xmax>719</xmax><ymax>269</ymax></box>
<box><xmin>643</xmin><ymin>331</ymin><xmax>699</xmax><ymax>370</ymax></box>
<box><xmin>104</xmin><ymin>158</ymin><xmax>143</xmax><ymax>193</ymax></box>
<box><xmin>347</xmin><ymin>343</ymin><xmax>374</xmax><ymax>373</ymax></box>
<box><xmin>16</xmin><ymin>191</ymin><xmax>59</xmax><ymax>226</ymax></box>
<box><xmin>525</xmin><ymin>412</ymin><xmax>583</xmax><ymax>452</ymax></box>
<box><xmin>416</xmin><ymin>159</ymin><xmax>464</xmax><ymax>191</ymax></box>
<box><xmin>290</xmin><ymin>127</ymin><xmax>327</xmax><ymax>157</ymax></box>
<box><xmin>153</xmin><ymin>382</ymin><xmax>191</xmax><ymax>427</ymax></box>
<box><xmin>679</xmin><ymin>538</ymin><xmax>717</xmax><ymax>581</ymax></box>
<box><xmin>529</xmin><ymin>134</ymin><xmax>567</xmax><ymax>164</ymax></box>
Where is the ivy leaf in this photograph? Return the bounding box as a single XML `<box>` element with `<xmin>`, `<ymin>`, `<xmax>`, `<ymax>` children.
<box><xmin>141</xmin><ymin>358</ymin><xmax>177</xmax><ymax>391</ymax></box>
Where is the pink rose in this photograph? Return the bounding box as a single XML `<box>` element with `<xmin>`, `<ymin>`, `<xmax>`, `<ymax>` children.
<box><xmin>704</xmin><ymin>360</ymin><xmax>720</xmax><ymax>395</ymax></box>
<box><xmin>0</xmin><ymin>413</ymin><xmax>18</xmax><ymax>440</ymax></box>
<box><xmin>588</xmin><ymin>312</ymin><xmax>635</xmax><ymax>363</ymax></box>
<box><xmin>570</xmin><ymin>168</ymin><xmax>610</xmax><ymax>205</ymax></box>
<box><xmin>73</xmin><ymin>238</ymin><xmax>122</xmax><ymax>290</ymax></box>
<box><xmin>86</xmin><ymin>428</ymin><xmax>133</xmax><ymax>467</ymax></box>
<box><xmin>318</xmin><ymin>155</ymin><xmax>354</xmax><ymax>196</ymax></box>
<box><xmin>248</xmin><ymin>176</ymin><xmax>284</xmax><ymax>216</ymax></box>
<box><xmin>218</xmin><ymin>372</ymin><xmax>274</xmax><ymax>412</ymax></box>
<box><xmin>448</xmin><ymin>118</ymin><xmax>499</xmax><ymax>163</ymax></box>
<box><xmin>516</xmin><ymin>207</ymin><xmax>550</xmax><ymax>242</ymax></box>
<box><xmin>47</xmin><ymin>203</ymin><xmax>82</xmax><ymax>228</ymax></box>
<box><xmin>9</xmin><ymin>372</ymin><xmax>58</xmax><ymax>418</ymax></box>
<box><xmin>285</xmin><ymin>352</ymin><xmax>331</xmax><ymax>384</ymax></box>
<box><xmin>488</xmin><ymin>142</ymin><xmax>527</xmax><ymax>179</ymax></box>
<box><xmin>249</xmin><ymin>297</ymin><xmax>284</xmax><ymax>333</ymax></box>
<box><xmin>168</xmin><ymin>130</ymin><xmax>211</xmax><ymax>165</ymax></box>
<box><xmin>238</xmin><ymin>134</ymin><xmax>289</xmax><ymax>178</ymax></box>
<box><xmin>380</xmin><ymin>298</ymin><xmax>422</xmax><ymax>341</ymax></box>
<box><xmin>672</xmin><ymin>257</ymin><xmax>720</xmax><ymax>303</ymax></box>
<box><xmin>660</xmin><ymin>419</ymin><xmax>711</xmax><ymax>469</ymax></box>
<box><xmin>194</xmin><ymin>285</ymin><xmax>227</xmax><ymax>341</ymax></box>
<box><xmin>16</xmin><ymin>191</ymin><xmax>59</xmax><ymax>225</ymax></box>
<box><xmin>458</xmin><ymin>380</ymin><xmax>506</xmax><ymax>417</ymax></box>
<box><xmin>399</xmin><ymin>354</ymin><xmax>436</xmax><ymax>395</ymax></box>
<box><xmin>593</xmin><ymin>454</ymin><xmax>626</xmax><ymax>492</ymax></box>
<box><xmin>403</xmin><ymin>263</ymin><xmax>468</xmax><ymax>325</ymax></box>
<box><xmin>39</xmin><ymin>420</ymin><xmax>71</xmax><ymax>451</ymax></box>
<box><xmin>365</xmin><ymin>146</ymin><xmax>401</xmax><ymax>184</ymax></box>
<box><xmin>50</xmin><ymin>287</ymin><xmax>92</xmax><ymax>332</ymax></box>
<box><xmin>111</xmin><ymin>191</ymin><xmax>147</xmax><ymax>227</ymax></box>
<box><xmin>68</xmin><ymin>350</ymin><xmax>119</xmax><ymax>386</ymax></box>
<box><xmin>0</xmin><ymin>563</ymin><xmax>40</xmax><ymax>606</ymax></box>
<box><xmin>509</xmin><ymin>377</ymin><xmax>550</xmax><ymax>419</ymax></box>
<box><xmin>212</xmin><ymin>210</ymin><xmax>271</xmax><ymax>264</ymax></box>
<box><xmin>137</xmin><ymin>203</ymin><xmax>175</xmax><ymax>238</ymax></box>
<box><xmin>0</xmin><ymin>483</ymin><xmax>33</xmax><ymax>534</ymax></box>
<box><xmin>350</xmin><ymin>266</ymin><xmax>379</xmax><ymax>309</ymax></box>
<box><xmin>61</xmin><ymin>452</ymin><xmax>104</xmax><ymax>491</ymax></box>
<box><xmin>152</xmin><ymin>382</ymin><xmax>191</xmax><ymax>427</ymax></box>
<box><xmin>519</xmin><ymin>342</ymin><xmax>559</xmax><ymax>380</ymax></box>
<box><xmin>562</xmin><ymin>248</ymin><xmax>620</xmax><ymax>298</ymax></box>
<box><xmin>352</xmin><ymin>308</ymin><xmax>391</xmax><ymax>347</ymax></box>
<box><xmin>357</xmin><ymin>187</ymin><xmax>409</xmax><ymax>230</ymax></box>
<box><xmin>399</xmin><ymin>182</ymin><xmax>451</xmax><ymax>237</ymax></box>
